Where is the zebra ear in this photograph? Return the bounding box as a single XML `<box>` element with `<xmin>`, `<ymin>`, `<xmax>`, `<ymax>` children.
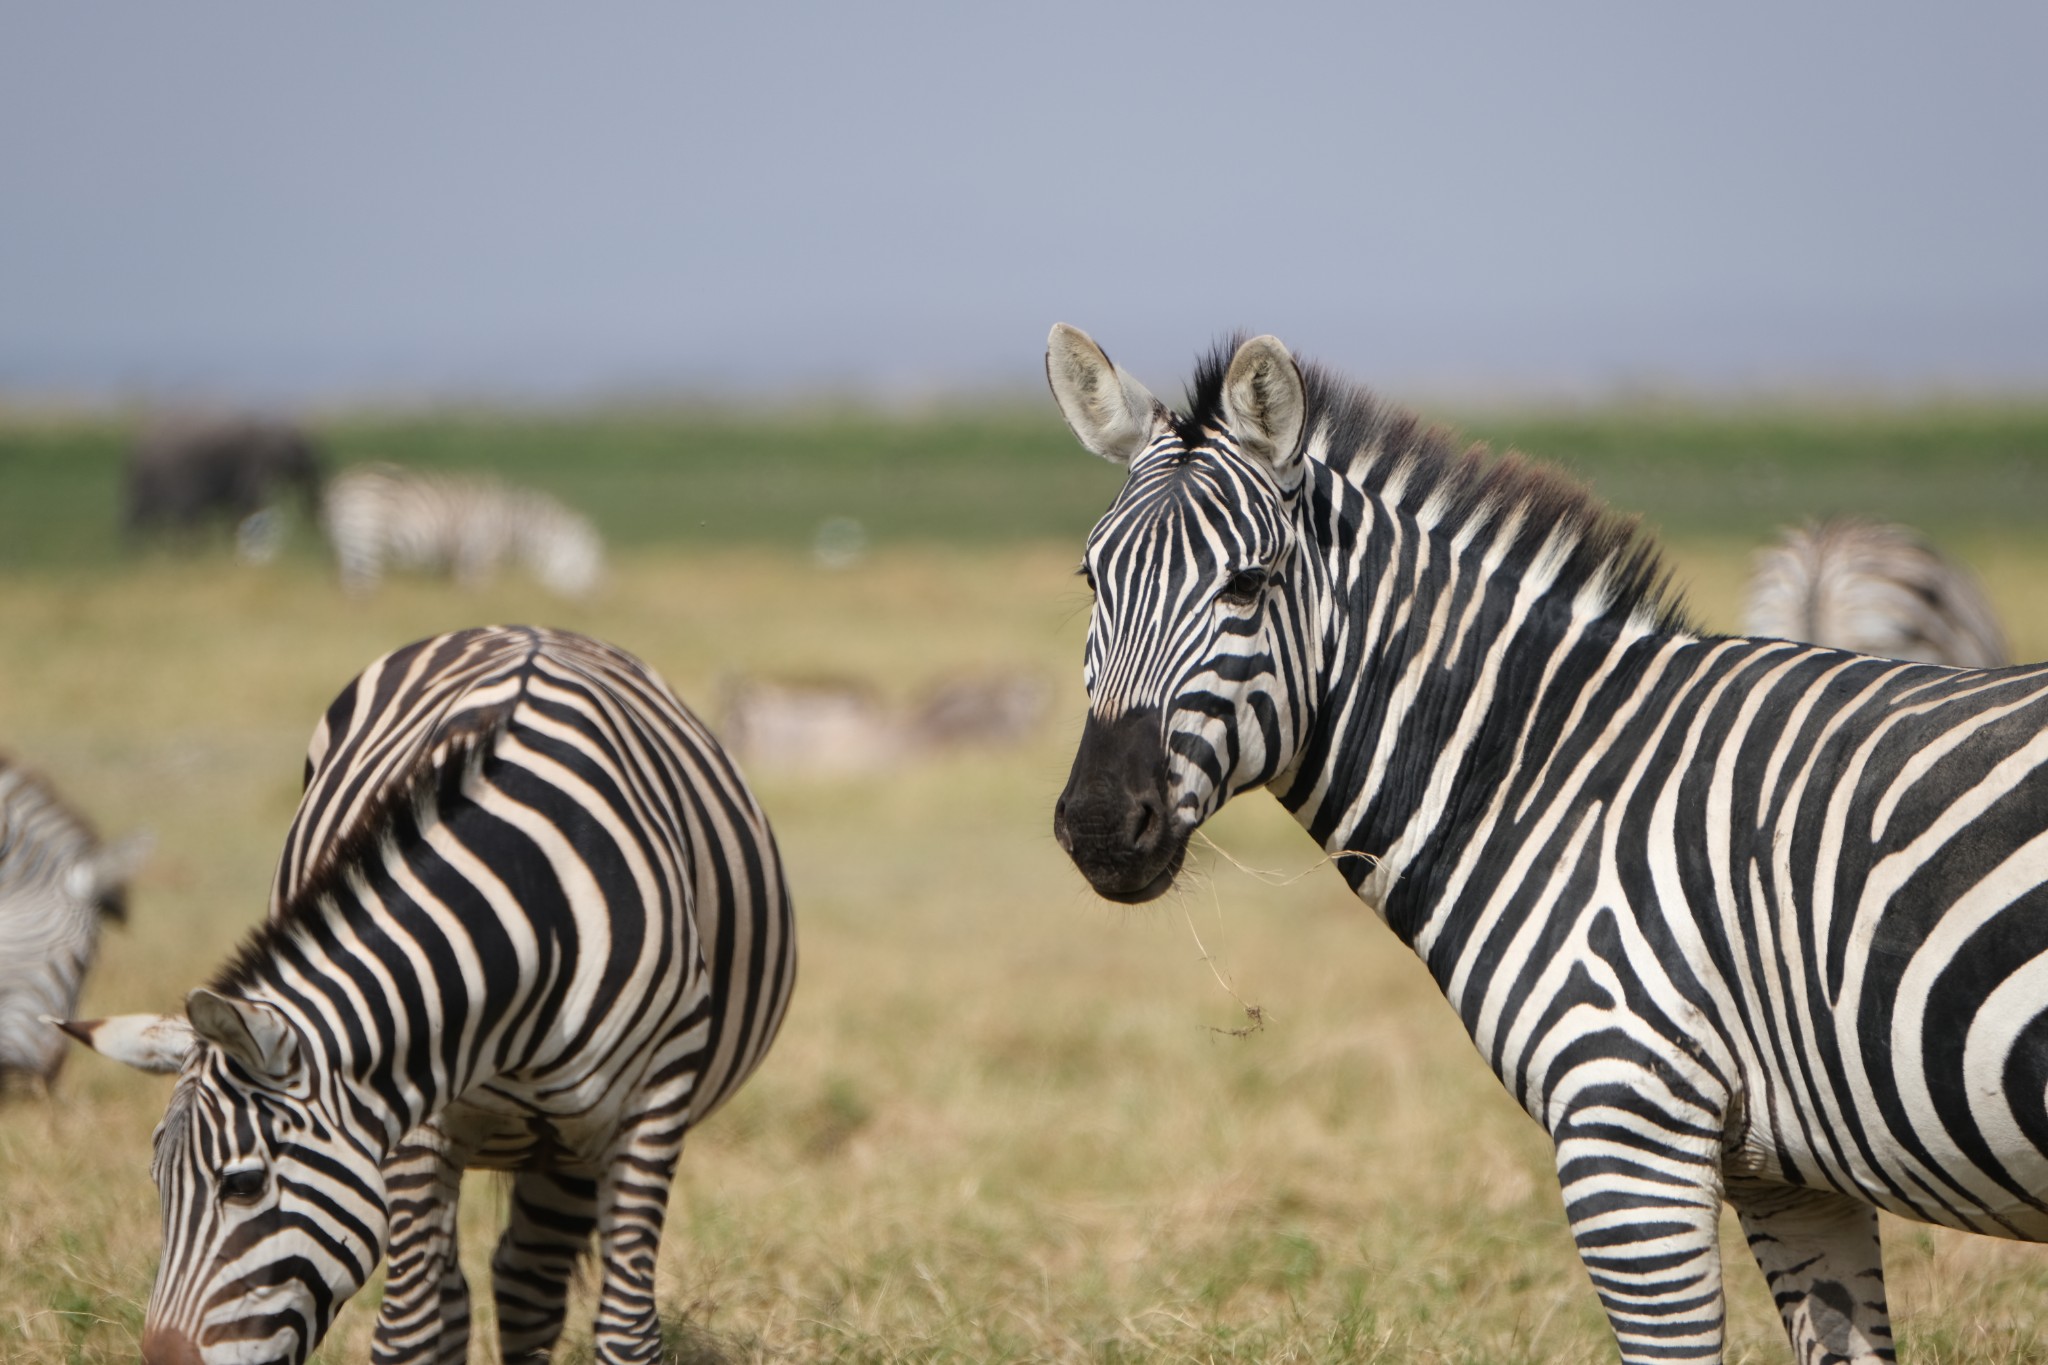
<box><xmin>1046</xmin><ymin>324</ymin><xmax>1159</xmax><ymax>465</ymax></box>
<box><xmin>1221</xmin><ymin>335</ymin><xmax>1308</xmax><ymax>475</ymax></box>
<box><xmin>63</xmin><ymin>830</ymin><xmax>153</xmax><ymax>920</ymax></box>
<box><xmin>49</xmin><ymin>1012</ymin><xmax>195</xmax><ymax>1074</ymax></box>
<box><xmin>186</xmin><ymin>988</ymin><xmax>301</xmax><ymax>1082</ymax></box>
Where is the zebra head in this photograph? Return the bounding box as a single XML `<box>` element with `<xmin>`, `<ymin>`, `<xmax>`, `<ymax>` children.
<box><xmin>1047</xmin><ymin>325</ymin><xmax>1321</xmax><ymax>903</ymax></box>
<box><xmin>59</xmin><ymin>991</ymin><xmax>387</xmax><ymax>1365</ymax></box>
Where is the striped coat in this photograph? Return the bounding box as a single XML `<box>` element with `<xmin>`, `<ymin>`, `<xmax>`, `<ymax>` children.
<box><xmin>321</xmin><ymin>464</ymin><xmax>604</xmax><ymax>598</ymax></box>
<box><xmin>1047</xmin><ymin>325</ymin><xmax>2048</xmax><ymax>1364</ymax></box>
<box><xmin>0</xmin><ymin>757</ymin><xmax>145</xmax><ymax>1090</ymax></box>
<box><xmin>1743</xmin><ymin>517</ymin><xmax>2008</xmax><ymax>668</ymax></box>
<box><xmin>66</xmin><ymin>627</ymin><xmax>793</xmax><ymax>1365</ymax></box>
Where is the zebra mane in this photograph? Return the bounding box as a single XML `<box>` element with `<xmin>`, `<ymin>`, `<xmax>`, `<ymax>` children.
<box><xmin>1179</xmin><ymin>338</ymin><xmax>1695</xmax><ymax>635</ymax></box>
<box><xmin>208</xmin><ymin>703</ymin><xmax>513</xmax><ymax>996</ymax></box>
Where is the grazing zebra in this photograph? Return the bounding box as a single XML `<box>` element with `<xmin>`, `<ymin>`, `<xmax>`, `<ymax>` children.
<box><xmin>63</xmin><ymin>626</ymin><xmax>795</xmax><ymax>1365</ymax></box>
<box><xmin>0</xmin><ymin>757</ymin><xmax>147</xmax><ymax>1092</ymax></box>
<box><xmin>1743</xmin><ymin>517</ymin><xmax>2009</xmax><ymax>668</ymax></box>
<box><xmin>1045</xmin><ymin>324</ymin><xmax>2048</xmax><ymax>1364</ymax></box>
<box><xmin>322</xmin><ymin>463</ymin><xmax>605</xmax><ymax>599</ymax></box>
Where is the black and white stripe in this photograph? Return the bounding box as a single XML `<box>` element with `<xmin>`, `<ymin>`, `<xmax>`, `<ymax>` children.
<box><xmin>1047</xmin><ymin>325</ymin><xmax>2048</xmax><ymax>1365</ymax></box>
<box><xmin>0</xmin><ymin>757</ymin><xmax>144</xmax><ymax>1092</ymax></box>
<box><xmin>322</xmin><ymin>464</ymin><xmax>605</xmax><ymax>598</ymax></box>
<box><xmin>1743</xmin><ymin>516</ymin><xmax>2009</xmax><ymax>668</ymax></box>
<box><xmin>67</xmin><ymin>626</ymin><xmax>795</xmax><ymax>1365</ymax></box>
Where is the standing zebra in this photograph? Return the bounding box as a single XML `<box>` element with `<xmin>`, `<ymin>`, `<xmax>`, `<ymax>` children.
<box><xmin>64</xmin><ymin>626</ymin><xmax>796</xmax><ymax>1365</ymax></box>
<box><xmin>0</xmin><ymin>757</ymin><xmax>147</xmax><ymax>1092</ymax></box>
<box><xmin>322</xmin><ymin>464</ymin><xmax>605</xmax><ymax>599</ymax></box>
<box><xmin>1743</xmin><ymin>517</ymin><xmax>2009</xmax><ymax>668</ymax></box>
<box><xmin>1045</xmin><ymin>325</ymin><xmax>2048</xmax><ymax>1364</ymax></box>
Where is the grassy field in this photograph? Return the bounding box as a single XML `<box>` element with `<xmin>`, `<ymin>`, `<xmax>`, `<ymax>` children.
<box><xmin>1</xmin><ymin>401</ymin><xmax>2046</xmax><ymax>1363</ymax></box>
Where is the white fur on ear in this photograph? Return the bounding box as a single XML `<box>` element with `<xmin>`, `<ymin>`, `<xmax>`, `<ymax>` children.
<box><xmin>186</xmin><ymin>988</ymin><xmax>300</xmax><ymax>1081</ymax></box>
<box><xmin>1221</xmin><ymin>335</ymin><xmax>1308</xmax><ymax>475</ymax></box>
<box><xmin>49</xmin><ymin>1012</ymin><xmax>194</xmax><ymax>1074</ymax></box>
<box><xmin>1045</xmin><ymin>324</ymin><xmax>1159</xmax><ymax>465</ymax></box>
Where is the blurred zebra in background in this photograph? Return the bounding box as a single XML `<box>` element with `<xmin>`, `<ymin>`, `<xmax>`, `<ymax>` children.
<box><xmin>1743</xmin><ymin>516</ymin><xmax>2008</xmax><ymax>667</ymax></box>
<box><xmin>322</xmin><ymin>463</ymin><xmax>605</xmax><ymax>598</ymax></box>
<box><xmin>64</xmin><ymin>626</ymin><xmax>795</xmax><ymax>1365</ymax></box>
<box><xmin>1045</xmin><ymin>325</ymin><xmax>2048</xmax><ymax>1365</ymax></box>
<box><xmin>0</xmin><ymin>757</ymin><xmax>147</xmax><ymax>1093</ymax></box>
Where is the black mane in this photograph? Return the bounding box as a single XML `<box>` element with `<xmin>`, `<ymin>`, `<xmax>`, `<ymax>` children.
<box><xmin>1178</xmin><ymin>337</ymin><xmax>1694</xmax><ymax>635</ymax></box>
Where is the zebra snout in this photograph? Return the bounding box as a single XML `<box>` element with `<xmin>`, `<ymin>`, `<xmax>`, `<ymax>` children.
<box><xmin>140</xmin><ymin>1326</ymin><xmax>205</xmax><ymax>1365</ymax></box>
<box><xmin>1057</xmin><ymin>709</ymin><xmax>1186</xmax><ymax>903</ymax></box>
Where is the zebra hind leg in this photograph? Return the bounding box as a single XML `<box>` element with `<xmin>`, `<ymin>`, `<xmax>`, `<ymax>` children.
<box><xmin>492</xmin><ymin>1168</ymin><xmax>601</xmax><ymax>1365</ymax></box>
<box><xmin>588</xmin><ymin>1118</ymin><xmax>690</xmax><ymax>1365</ymax></box>
<box><xmin>1726</xmin><ymin>1179</ymin><xmax>1894</xmax><ymax>1364</ymax></box>
<box><xmin>372</xmin><ymin>1129</ymin><xmax>471</xmax><ymax>1365</ymax></box>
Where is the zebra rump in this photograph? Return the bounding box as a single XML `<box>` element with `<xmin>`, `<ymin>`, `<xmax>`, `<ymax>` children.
<box><xmin>63</xmin><ymin>626</ymin><xmax>793</xmax><ymax>1365</ymax></box>
<box><xmin>0</xmin><ymin>757</ymin><xmax>147</xmax><ymax>1091</ymax></box>
<box><xmin>321</xmin><ymin>463</ymin><xmax>605</xmax><ymax>598</ymax></box>
<box><xmin>1743</xmin><ymin>516</ymin><xmax>2009</xmax><ymax>668</ymax></box>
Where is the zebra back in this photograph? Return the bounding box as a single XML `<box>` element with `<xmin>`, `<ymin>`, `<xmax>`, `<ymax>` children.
<box><xmin>1743</xmin><ymin>517</ymin><xmax>2008</xmax><ymax>667</ymax></box>
<box><xmin>266</xmin><ymin>626</ymin><xmax>793</xmax><ymax>1124</ymax></box>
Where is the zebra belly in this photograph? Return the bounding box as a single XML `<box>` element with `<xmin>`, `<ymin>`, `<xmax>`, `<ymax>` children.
<box><xmin>1738</xmin><ymin>1016</ymin><xmax>2048</xmax><ymax>1242</ymax></box>
<box><xmin>434</xmin><ymin>1094</ymin><xmax>628</xmax><ymax>1173</ymax></box>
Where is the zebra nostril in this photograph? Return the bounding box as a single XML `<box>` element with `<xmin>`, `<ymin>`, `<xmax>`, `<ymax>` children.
<box><xmin>1053</xmin><ymin>796</ymin><xmax>1074</xmax><ymax>852</ymax></box>
<box><xmin>1128</xmin><ymin>794</ymin><xmax>1160</xmax><ymax>852</ymax></box>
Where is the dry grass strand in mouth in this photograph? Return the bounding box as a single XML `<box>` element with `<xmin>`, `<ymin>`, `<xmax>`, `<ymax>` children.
<box><xmin>1177</xmin><ymin>833</ymin><xmax>1385</xmax><ymax>1039</ymax></box>
<box><xmin>1192</xmin><ymin>829</ymin><xmax>1380</xmax><ymax>887</ymax></box>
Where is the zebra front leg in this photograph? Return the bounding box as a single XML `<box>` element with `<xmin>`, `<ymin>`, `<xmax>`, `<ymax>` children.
<box><xmin>492</xmin><ymin>1168</ymin><xmax>601</xmax><ymax>1365</ymax></box>
<box><xmin>1725</xmin><ymin>1179</ymin><xmax>1893</xmax><ymax>1364</ymax></box>
<box><xmin>1555</xmin><ymin>1114</ymin><xmax>1729</xmax><ymax>1363</ymax></box>
<box><xmin>373</xmin><ymin>1126</ymin><xmax>471</xmax><ymax>1365</ymax></box>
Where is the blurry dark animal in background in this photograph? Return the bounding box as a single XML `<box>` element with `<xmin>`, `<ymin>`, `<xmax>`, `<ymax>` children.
<box><xmin>0</xmin><ymin>756</ymin><xmax>148</xmax><ymax>1094</ymax></box>
<box><xmin>321</xmin><ymin>462</ymin><xmax>604</xmax><ymax>598</ymax></box>
<box><xmin>123</xmin><ymin>416</ymin><xmax>325</xmax><ymax>560</ymax></box>
<box><xmin>719</xmin><ymin>671</ymin><xmax>1049</xmax><ymax>775</ymax></box>
<box><xmin>1743</xmin><ymin>517</ymin><xmax>2008</xmax><ymax>666</ymax></box>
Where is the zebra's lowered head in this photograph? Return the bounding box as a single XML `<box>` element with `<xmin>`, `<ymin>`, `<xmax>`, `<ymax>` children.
<box><xmin>61</xmin><ymin>990</ymin><xmax>386</xmax><ymax>1365</ymax></box>
<box><xmin>1047</xmin><ymin>325</ymin><xmax>1322</xmax><ymax>903</ymax></box>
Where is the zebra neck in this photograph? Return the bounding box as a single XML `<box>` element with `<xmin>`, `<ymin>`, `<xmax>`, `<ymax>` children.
<box><xmin>1276</xmin><ymin>507</ymin><xmax>1688</xmax><ymax>951</ymax></box>
<box><xmin>236</xmin><ymin>914</ymin><xmax>465</xmax><ymax>1151</ymax></box>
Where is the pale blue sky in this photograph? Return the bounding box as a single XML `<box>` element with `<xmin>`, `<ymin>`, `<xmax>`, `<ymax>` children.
<box><xmin>3</xmin><ymin>2</ymin><xmax>2044</xmax><ymax>400</ymax></box>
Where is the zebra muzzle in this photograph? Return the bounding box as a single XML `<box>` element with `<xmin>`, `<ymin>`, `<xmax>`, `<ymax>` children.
<box><xmin>1055</xmin><ymin>708</ymin><xmax>1187</xmax><ymax>903</ymax></box>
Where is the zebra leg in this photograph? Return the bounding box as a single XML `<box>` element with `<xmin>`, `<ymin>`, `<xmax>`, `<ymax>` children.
<box><xmin>373</xmin><ymin>1127</ymin><xmax>471</xmax><ymax>1365</ymax></box>
<box><xmin>491</xmin><ymin>1168</ymin><xmax>601</xmax><ymax>1365</ymax></box>
<box><xmin>587</xmin><ymin>1122</ymin><xmax>688</xmax><ymax>1365</ymax></box>
<box><xmin>1726</xmin><ymin>1179</ymin><xmax>1894</xmax><ymax>1364</ymax></box>
<box><xmin>1555</xmin><ymin>1119</ymin><xmax>1728</xmax><ymax>1363</ymax></box>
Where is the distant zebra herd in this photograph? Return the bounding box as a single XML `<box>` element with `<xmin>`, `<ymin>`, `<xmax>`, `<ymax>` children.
<box><xmin>2</xmin><ymin>340</ymin><xmax>2036</xmax><ymax>1365</ymax></box>
<box><xmin>122</xmin><ymin>420</ymin><xmax>605</xmax><ymax>597</ymax></box>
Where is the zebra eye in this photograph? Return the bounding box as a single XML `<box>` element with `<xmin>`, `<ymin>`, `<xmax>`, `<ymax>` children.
<box><xmin>219</xmin><ymin>1166</ymin><xmax>267</xmax><ymax>1204</ymax></box>
<box><xmin>1077</xmin><ymin>563</ymin><xmax>1097</xmax><ymax>595</ymax></box>
<box><xmin>1218</xmin><ymin>568</ymin><xmax>1268</xmax><ymax>607</ymax></box>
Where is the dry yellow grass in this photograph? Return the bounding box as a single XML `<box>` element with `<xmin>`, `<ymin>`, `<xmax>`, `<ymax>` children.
<box><xmin>1</xmin><ymin>537</ymin><xmax>2046</xmax><ymax>1363</ymax></box>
